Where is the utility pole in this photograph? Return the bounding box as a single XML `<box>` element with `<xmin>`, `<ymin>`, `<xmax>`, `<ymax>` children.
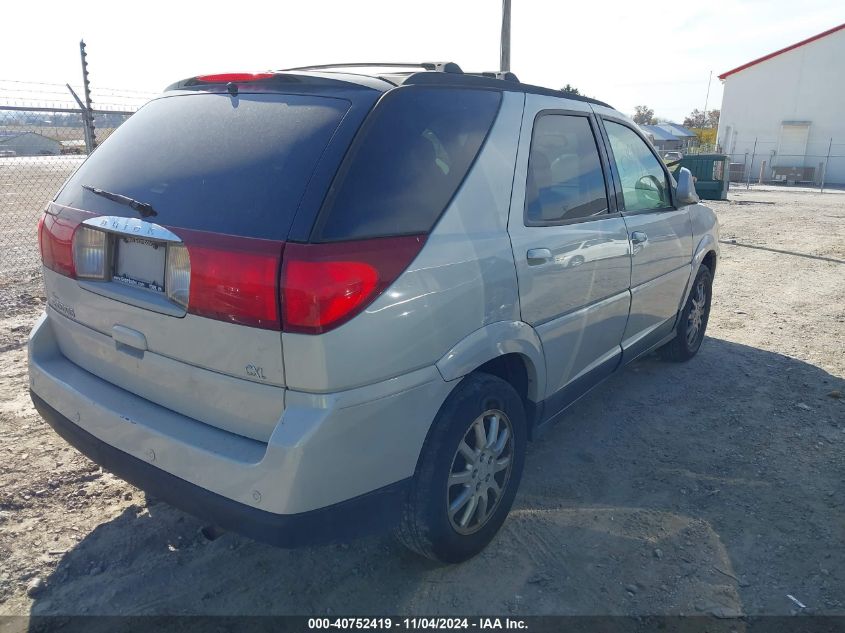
<box><xmin>79</xmin><ymin>40</ymin><xmax>96</xmax><ymax>153</ymax></box>
<box><xmin>746</xmin><ymin>137</ymin><xmax>757</xmax><ymax>190</ymax></box>
<box><xmin>703</xmin><ymin>70</ymin><xmax>712</xmax><ymax>119</ymax></box>
<box><xmin>820</xmin><ymin>137</ymin><xmax>832</xmax><ymax>193</ymax></box>
<box><xmin>500</xmin><ymin>0</ymin><xmax>511</xmax><ymax>72</ymax></box>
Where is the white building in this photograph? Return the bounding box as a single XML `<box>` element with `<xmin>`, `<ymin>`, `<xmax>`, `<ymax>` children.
<box><xmin>717</xmin><ymin>23</ymin><xmax>845</xmax><ymax>185</ymax></box>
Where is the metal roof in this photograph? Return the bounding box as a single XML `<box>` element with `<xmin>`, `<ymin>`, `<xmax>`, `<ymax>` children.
<box><xmin>656</xmin><ymin>123</ymin><xmax>697</xmax><ymax>138</ymax></box>
<box><xmin>719</xmin><ymin>23</ymin><xmax>845</xmax><ymax>80</ymax></box>
<box><xmin>0</xmin><ymin>131</ymin><xmax>59</xmax><ymax>144</ymax></box>
<box><xmin>639</xmin><ymin>125</ymin><xmax>678</xmax><ymax>142</ymax></box>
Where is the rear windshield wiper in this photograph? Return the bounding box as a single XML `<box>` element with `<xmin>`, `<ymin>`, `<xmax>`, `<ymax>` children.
<box><xmin>82</xmin><ymin>185</ymin><xmax>158</xmax><ymax>218</ymax></box>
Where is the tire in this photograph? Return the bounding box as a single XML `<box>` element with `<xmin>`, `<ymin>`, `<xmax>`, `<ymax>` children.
<box><xmin>395</xmin><ymin>372</ymin><xmax>527</xmax><ymax>563</ymax></box>
<box><xmin>659</xmin><ymin>264</ymin><xmax>713</xmax><ymax>362</ymax></box>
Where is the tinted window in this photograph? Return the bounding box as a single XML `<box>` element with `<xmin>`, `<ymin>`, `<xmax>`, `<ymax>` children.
<box><xmin>313</xmin><ymin>87</ymin><xmax>502</xmax><ymax>241</ymax></box>
<box><xmin>524</xmin><ymin>114</ymin><xmax>608</xmax><ymax>224</ymax></box>
<box><xmin>604</xmin><ymin>120</ymin><xmax>671</xmax><ymax>211</ymax></box>
<box><xmin>55</xmin><ymin>93</ymin><xmax>350</xmax><ymax>239</ymax></box>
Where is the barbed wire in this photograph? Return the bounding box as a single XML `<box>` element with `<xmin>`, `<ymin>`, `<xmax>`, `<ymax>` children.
<box><xmin>0</xmin><ymin>80</ymin><xmax>155</xmax><ymax>111</ymax></box>
<box><xmin>0</xmin><ymin>79</ymin><xmax>159</xmax><ymax>96</ymax></box>
<box><xmin>0</xmin><ymin>99</ymin><xmax>141</xmax><ymax>112</ymax></box>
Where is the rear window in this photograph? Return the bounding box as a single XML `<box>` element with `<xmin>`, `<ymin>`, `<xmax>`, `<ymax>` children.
<box><xmin>312</xmin><ymin>87</ymin><xmax>502</xmax><ymax>242</ymax></box>
<box><xmin>55</xmin><ymin>93</ymin><xmax>350</xmax><ymax>240</ymax></box>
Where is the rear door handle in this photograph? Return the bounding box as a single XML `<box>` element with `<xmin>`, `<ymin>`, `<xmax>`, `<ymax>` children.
<box><xmin>526</xmin><ymin>248</ymin><xmax>552</xmax><ymax>265</ymax></box>
<box><xmin>630</xmin><ymin>231</ymin><xmax>648</xmax><ymax>245</ymax></box>
<box><xmin>112</xmin><ymin>324</ymin><xmax>147</xmax><ymax>352</ymax></box>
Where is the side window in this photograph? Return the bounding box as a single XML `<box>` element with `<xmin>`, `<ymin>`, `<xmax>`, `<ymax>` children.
<box><xmin>313</xmin><ymin>87</ymin><xmax>502</xmax><ymax>242</ymax></box>
<box><xmin>604</xmin><ymin>120</ymin><xmax>671</xmax><ymax>212</ymax></box>
<box><xmin>524</xmin><ymin>114</ymin><xmax>608</xmax><ymax>225</ymax></box>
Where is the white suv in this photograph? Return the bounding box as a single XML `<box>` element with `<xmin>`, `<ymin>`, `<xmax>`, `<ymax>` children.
<box><xmin>29</xmin><ymin>63</ymin><xmax>718</xmax><ymax>563</ymax></box>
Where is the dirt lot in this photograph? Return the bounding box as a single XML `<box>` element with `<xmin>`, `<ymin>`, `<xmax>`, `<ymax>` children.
<box><xmin>0</xmin><ymin>188</ymin><xmax>843</xmax><ymax>620</ymax></box>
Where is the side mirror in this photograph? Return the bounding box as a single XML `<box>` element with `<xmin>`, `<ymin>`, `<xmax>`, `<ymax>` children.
<box><xmin>635</xmin><ymin>174</ymin><xmax>662</xmax><ymax>192</ymax></box>
<box><xmin>634</xmin><ymin>174</ymin><xmax>666</xmax><ymax>207</ymax></box>
<box><xmin>676</xmin><ymin>167</ymin><xmax>699</xmax><ymax>205</ymax></box>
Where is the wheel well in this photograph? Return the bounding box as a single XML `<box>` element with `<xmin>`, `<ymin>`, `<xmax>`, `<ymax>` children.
<box><xmin>474</xmin><ymin>354</ymin><xmax>529</xmax><ymax>402</ymax></box>
<box><xmin>701</xmin><ymin>250</ymin><xmax>717</xmax><ymax>276</ymax></box>
<box><xmin>472</xmin><ymin>354</ymin><xmax>538</xmax><ymax>432</ymax></box>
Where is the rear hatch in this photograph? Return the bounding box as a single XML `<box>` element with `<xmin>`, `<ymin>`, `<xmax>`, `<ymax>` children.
<box><xmin>40</xmin><ymin>84</ymin><xmax>365</xmax><ymax>442</ymax></box>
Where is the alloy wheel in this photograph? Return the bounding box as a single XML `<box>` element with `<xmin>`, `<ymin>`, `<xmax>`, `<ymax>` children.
<box><xmin>686</xmin><ymin>278</ymin><xmax>708</xmax><ymax>347</ymax></box>
<box><xmin>446</xmin><ymin>409</ymin><xmax>514</xmax><ymax>535</ymax></box>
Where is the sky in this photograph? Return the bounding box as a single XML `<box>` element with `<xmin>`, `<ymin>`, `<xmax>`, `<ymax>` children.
<box><xmin>1</xmin><ymin>0</ymin><xmax>842</xmax><ymax>122</ymax></box>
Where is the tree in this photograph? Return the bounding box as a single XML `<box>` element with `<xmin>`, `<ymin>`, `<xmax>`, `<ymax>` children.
<box><xmin>683</xmin><ymin>108</ymin><xmax>720</xmax><ymax>129</ymax></box>
<box><xmin>683</xmin><ymin>109</ymin><xmax>707</xmax><ymax>128</ymax></box>
<box><xmin>632</xmin><ymin>105</ymin><xmax>655</xmax><ymax>126</ymax></box>
<box><xmin>561</xmin><ymin>83</ymin><xmax>581</xmax><ymax>96</ymax></box>
<box><xmin>706</xmin><ymin>109</ymin><xmax>720</xmax><ymax>128</ymax></box>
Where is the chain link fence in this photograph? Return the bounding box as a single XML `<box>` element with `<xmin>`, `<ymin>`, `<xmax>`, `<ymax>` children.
<box><xmin>711</xmin><ymin>137</ymin><xmax>844</xmax><ymax>190</ymax></box>
<box><xmin>724</xmin><ymin>150</ymin><xmax>845</xmax><ymax>191</ymax></box>
<box><xmin>0</xmin><ymin>81</ymin><xmax>153</xmax><ymax>315</ymax></box>
<box><xmin>1</xmin><ymin>82</ymin><xmax>153</xmax><ymax>310</ymax></box>
<box><xmin>677</xmin><ymin>139</ymin><xmax>845</xmax><ymax>191</ymax></box>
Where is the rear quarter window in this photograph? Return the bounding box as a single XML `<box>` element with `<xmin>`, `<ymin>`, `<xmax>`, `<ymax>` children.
<box><xmin>311</xmin><ymin>86</ymin><xmax>502</xmax><ymax>242</ymax></box>
<box><xmin>55</xmin><ymin>93</ymin><xmax>351</xmax><ymax>240</ymax></box>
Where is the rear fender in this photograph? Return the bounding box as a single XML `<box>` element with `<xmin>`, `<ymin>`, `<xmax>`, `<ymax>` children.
<box><xmin>435</xmin><ymin>321</ymin><xmax>546</xmax><ymax>403</ymax></box>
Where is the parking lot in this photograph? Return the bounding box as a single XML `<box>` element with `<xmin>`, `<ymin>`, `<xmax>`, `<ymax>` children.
<box><xmin>0</xmin><ymin>188</ymin><xmax>843</xmax><ymax>619</ymax></box>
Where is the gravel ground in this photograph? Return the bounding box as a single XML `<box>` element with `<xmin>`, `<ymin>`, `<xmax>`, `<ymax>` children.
<box><xmin>0</xmin><ymin>188</ymin><xmax>842</xmax><ymax>620</ymax></box>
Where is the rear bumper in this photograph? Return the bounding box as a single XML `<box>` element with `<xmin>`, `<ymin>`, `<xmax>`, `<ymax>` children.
<box><xmin>31</xmin><ymin>391</ymin><xmax>408</xmax><ymax>547</ymax></box>
<box><xmin>28</xmin><ymin>310</ymin><xmax>456</xmax><ymax>545</ymax></box>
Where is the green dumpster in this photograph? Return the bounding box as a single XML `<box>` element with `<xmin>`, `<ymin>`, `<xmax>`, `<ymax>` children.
<box><xmin>669</xmin><ymin>154</ymin><xmax>729</xmax><ymax>201</ymax></box>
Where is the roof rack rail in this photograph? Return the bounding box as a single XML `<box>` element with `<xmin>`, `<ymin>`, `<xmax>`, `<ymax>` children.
<box><xmin>477</xmin><ymin>71</ymin><xmax>520</xmax><ymax>82</ymax></box>
<box><xmin>281</xmin><ymin>62</ymin><xmax>463</xmax><ymax>74</ymax></box>
<box><xmin>419</xmin><ymin>62</ymin><xmax>463</xmax><ymax>73</ymax></box>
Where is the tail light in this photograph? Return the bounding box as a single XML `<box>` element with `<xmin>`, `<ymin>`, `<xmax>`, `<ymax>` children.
<box><xmin>176</xmin><ymin>230</ymin><xmax>283</xmax><ymax>329</ymax></box>
<box><xmin>281</xmin><ymin>235</ymin><xmax>425</xmax><ymax>334</ymax></box>
<box><xmin>73</xmin><ymin>226</ymin><xmax>109</xmax><ymax>280</ymax></box>
<box><xmin>39</xmin><ymin>209</ymin><xmax>90</xmax><ymax>277</ymax></box>
<box><xmin>39</xmin><ymin>208</ymin><xmax>423</xmax><ymax>335</ymax></box>
<box><xmin>195</xmin><ymin>73</ymin><xmax>274</xmax><ymax>83</ymax></box>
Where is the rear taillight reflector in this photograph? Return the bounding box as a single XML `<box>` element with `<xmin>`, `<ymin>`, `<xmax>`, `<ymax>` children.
<box><xmin>72</xmin><ymin>226</ymin><xmax>109</xmax><ymax>280</ymax></box>
<box><xmin>281</xmin><ymin>235</ymin><xmax>425</xmax><ymax>335</ymax></box>
<box><xmin>176</xmin><ymin>230</ymin><xmax>284</xmax><ymax>330</ymax></box>
<box><xmin>165</xmin><ymin>244</ymin><xmax>191</xmax><ymax>309</ymax></box>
